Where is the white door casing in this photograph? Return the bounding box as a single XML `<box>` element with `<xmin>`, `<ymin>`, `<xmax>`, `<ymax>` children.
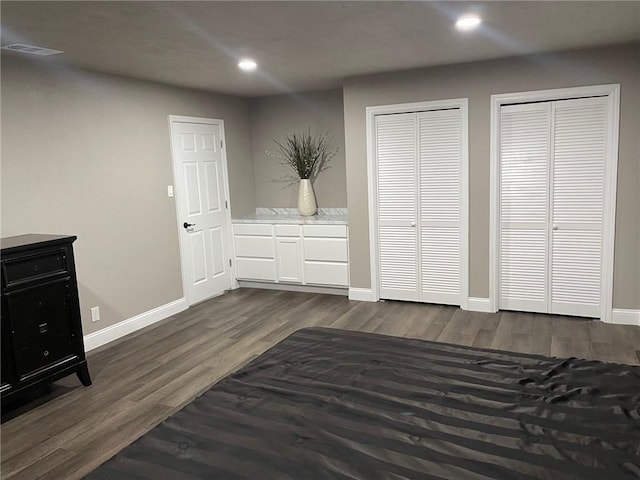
<box><xmin>169</xmin><ymin>116</ymin><xmax>233</xmax><ymax>305</ymax></box>
<box><xmin>490</xmin><ymin>85</ymin><xmax>620</xmax><ymax>321</ymax></box>
<box><xmin>366</xmin><ymin>99</ymin><xmax>469</xmax><ymax>308</ymax></box>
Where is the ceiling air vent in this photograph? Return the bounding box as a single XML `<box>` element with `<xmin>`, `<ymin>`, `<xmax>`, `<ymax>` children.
<box><xmin>1</xmin><ymin>43</ymin><xmax>63</xmax><ymax>56</ymax></box>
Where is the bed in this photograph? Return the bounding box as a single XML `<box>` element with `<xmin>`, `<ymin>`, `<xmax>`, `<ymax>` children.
<box><xmin>85</xmin><ymin>327</ymin><xmax>640</xmax><ymax>479</ymax></box>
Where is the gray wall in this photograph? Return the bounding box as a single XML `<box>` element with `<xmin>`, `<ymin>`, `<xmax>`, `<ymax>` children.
<box><xmin>249</xmin><ymin>89</ymin><xmax>347</xmax><ymax>208</ymax></box>
<box><xmin>1</xmin><ymin>56</ymin><xmax>256</xmax><ymax>334</ymax></box>
<box><xmin>344</xmin><ymin>43</ymin><xmax>640</xmax><ymax>309</ymax></box>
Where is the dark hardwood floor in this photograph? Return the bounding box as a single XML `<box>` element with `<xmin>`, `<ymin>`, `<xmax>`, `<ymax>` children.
<box><xmin>2</xmin><ymin>288</ymin><xmax>639</xmax><ymax>479</ymax></box>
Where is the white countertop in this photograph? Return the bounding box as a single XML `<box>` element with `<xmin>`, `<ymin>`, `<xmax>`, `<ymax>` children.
<box><xmin>232</xmin><ymin>208</ymin><xmax>348</xmax><ymax>225</ymax></box>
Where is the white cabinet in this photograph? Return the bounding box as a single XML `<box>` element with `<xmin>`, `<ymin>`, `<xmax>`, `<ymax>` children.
<box><xmin>302</xmin><ymin>225</ymin><xmax>348</xmax><ymax>287</ymax></box>
<box><xmin>233</xmin><ymin>222</ymin><xmax>348</xmax><ymax>288</ymax></box>
<box><xmin>233</xmin><ymin>224</ymin><xmax>276</xmax><ymax>282</ymax></box>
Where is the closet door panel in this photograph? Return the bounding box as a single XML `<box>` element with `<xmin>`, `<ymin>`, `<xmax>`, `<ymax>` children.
<box><xmin>418</xmin><ymin>110</ymin><xmax>461</xmax><ymax>304</ymax></box>
<box><xmin>550</xmin><ymin>97</ymin><xmax>607</xmax><ymax>317</ymax></box>
<box><xmin>376</xmin><ymin>113</ymin><xmax>419</xmax><ymax>301</ymax></box>
<box><xmin>499</xmin><ymin>103</ymin><xmax>551</xmax><ymax>313</ymax></box>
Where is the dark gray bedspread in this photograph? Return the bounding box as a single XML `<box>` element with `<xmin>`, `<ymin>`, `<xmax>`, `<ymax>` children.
<box><xmin>86</xmin><ymin>327</ymin><xmax>640</xmax><ymax>479</ymax></box>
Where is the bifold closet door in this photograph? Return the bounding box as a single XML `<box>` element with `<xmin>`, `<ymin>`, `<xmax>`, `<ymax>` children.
<box><xmin>550</xmin><ymin>97</ymin><xmax>607</xmax><ymax>317</ymax></box>
<box><xmin>499</xmin><ymin>96</ymin><xmax>608</xmax><ymax>317</ymax></box>
<box><xmin>499</xmin><ymin>103</ymin><xmax>551</xmax><ymax>313</ymax></box>
<box><xmin>376</xmin><ymin>109</ymin><xmax>463</xmax><ymax>304</ymax></box>
<box><xmin>419</xmin><ymin>110</ymin><xmax>462</xmax><ymax>305</ymax></box>
<box><xmin>376</xmin><ymin>113</ymin><xmax>420</xmax><ymax>301</ymax></box>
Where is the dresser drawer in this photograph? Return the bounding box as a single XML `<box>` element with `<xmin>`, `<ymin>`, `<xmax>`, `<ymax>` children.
<box><xmin>4</xmin><ymin>279</ymin><xmax>74</xmax><ymax>350</ymax></box>
<box><xmin>2</xmin><ymin>248</ymin><xmax>67</xmax><ymax>287</ymax></box>
<box><xmin>15</xmin><ymin>335</ymin><xmax>75</xmax><ymax>381</ymax></box>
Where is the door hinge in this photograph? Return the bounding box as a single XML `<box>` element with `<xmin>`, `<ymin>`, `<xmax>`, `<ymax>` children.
<box><xmin>225</xmin><ymin>200</ymin><xmax>228</xmax><ymax>209</ymax></box>
<box><xmin>220</xmin><ymin>139</ymin><xmax>224</xmax><ymax>149</ymax></box>
<box><xmin>229</xmin><ymin>258</ymin><xmax>232</xmax><ymax>267</ymax></box>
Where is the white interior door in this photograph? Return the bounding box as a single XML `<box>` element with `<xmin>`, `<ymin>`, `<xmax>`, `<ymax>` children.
<box><xmin>170</xmin><ymin>118</ymin><xmax>232</xmax><ymax>305</ymax></box>
<box><xmin>499</xmin><ymin>97</ymin><xmax>609</xmax><ymax>317</ymax></box>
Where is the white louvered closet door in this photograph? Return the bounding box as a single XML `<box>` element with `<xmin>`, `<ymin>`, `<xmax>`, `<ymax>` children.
<box><xmin>499</xmin><ymin>103</ymin><xmax>551</xmax><ymax>313</ymax></box>
<box><xmin>550</xmin><ymin>97</ymin><xmax>608</xmax><ymax>317</ymax></box>
<box><xmin>376</xmin><ymin>113</ymin><xmax>420</xmax><ymax>301</ymax></box>
<box><xmin>499</xmin><ymin>96</ymin><xmax>609</xmax><ymax>317</ymax></box>
<box><xmin>419</xmin><ymin>110</ymin><xmax>462</xmax><ymax>305</ymax></box>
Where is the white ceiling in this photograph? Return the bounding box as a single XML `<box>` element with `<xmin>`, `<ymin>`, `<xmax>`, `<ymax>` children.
<box><xmin>2</xmin><ymin>1</ymin><xmax>639</xmax><ymax>97</ymax></box>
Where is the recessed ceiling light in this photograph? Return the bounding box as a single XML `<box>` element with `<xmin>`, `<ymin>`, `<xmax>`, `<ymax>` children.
<box><xmin>455</xmin><ymin>15</ymin><xmax>482</xmax><ymax>31</ymax></box>
<box><xmin>1</xmin><ymin>43</ymin><xmax>63</xmax><ymax>56</ymax></box>
<box><xmin>238</xmin><ymin>59</ymin><xmax>257</xmax><ymax>71</ymax></box>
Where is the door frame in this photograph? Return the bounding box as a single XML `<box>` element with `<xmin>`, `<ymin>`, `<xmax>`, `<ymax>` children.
<box><xmin>489</xmin><ymin>84</ymin><xmax>620</xmax><ymax>322</ymax></box>
<box><xmin>366</xmin><ymin>98</ymin><xmax>469</xmax><ymax>308</ymax></box>
<box><xmin>168</xmin><ymin>115</ymin><xmax>237</xmax><ymax>306</ymax></box>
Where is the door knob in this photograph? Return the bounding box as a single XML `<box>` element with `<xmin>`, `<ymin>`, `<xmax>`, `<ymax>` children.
<box><xmin>183</xmin><ymin>222</ymin><xmax>196</xmax><ymax>229</ymax></box>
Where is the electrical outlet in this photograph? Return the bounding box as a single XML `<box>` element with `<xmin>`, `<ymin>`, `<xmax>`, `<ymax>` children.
<box><xmin>167</xmin><ymin>185</ymin><xmax>174</xmax><ymax>197</ymax></box>
<box><xmin>91</xmin><ymin>306</ymin><xmax>100</xmax><ymax>322</ymax></box>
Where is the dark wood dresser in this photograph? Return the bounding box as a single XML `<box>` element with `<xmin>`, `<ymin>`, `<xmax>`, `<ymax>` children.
<box><xmin>1</xmin><ymin>234</ymin><xmax>91</xmax><ymax>405</ymax></box>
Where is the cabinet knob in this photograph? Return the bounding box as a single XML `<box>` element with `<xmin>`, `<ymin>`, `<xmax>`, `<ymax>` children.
<box><xmin>552</xmin><ymin>225</ymin><xmax>559</xmax><ymax>231</ymax></box>
<box><xmin>43</xmin><ymin>350</ymin><xmax>49</xmax><ymax>357</ymax></box>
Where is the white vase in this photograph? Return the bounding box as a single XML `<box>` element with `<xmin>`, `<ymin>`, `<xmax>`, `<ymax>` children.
<box><xmin>298</xmin><ymin>179</ymin><xmax>317</xmax><ymax>216</ymax></box>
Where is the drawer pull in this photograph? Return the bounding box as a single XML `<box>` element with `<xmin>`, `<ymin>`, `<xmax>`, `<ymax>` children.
<box><xmin>43</xmin><ymin>350</ymin><xmax>49</xmax><ymax>357</ymax></box>
<box><xmin>39</xmin><ymin>323</ymin><xmax>49</xmax><ymax>334</ymax></box>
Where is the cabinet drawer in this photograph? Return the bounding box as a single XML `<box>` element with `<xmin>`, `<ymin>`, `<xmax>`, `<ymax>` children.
<box><xmin>304</xmin><ymin>261</ymin><xmax>348</xmax><ymax>287</ymax></box>
<box><xmin>15</xmin><ymin>336</ymin><xmax>75</xmax><ymax>381</ymax></box>
<box><xmin>234</xmin><ymin>236</ymin><xmax>275</xmax><ymax>258</ymax></box>
<box><xmin>236</xmin><ymin>258</ymin><xmax>277</xmax><ymax>282</ymax></box>
<box><xmin>275</xmin><ymin>224</ymin><xmax>300</xmax><ymax>237</ymax></box>
<box><xmin>233</xmin><ymin>223</ymin><xmax>273</xmax><ymax>236</ymax></box>
<box><xmin>302</xmin><ymin>225</ymin><xmax>347</xmax><ymax>238</ymax></box>
<box><xmin>2</xmin><ymin>248</ymin><xmax>67</xmax><ymax>286</ymax></box>
<box><xmin>304</xmin><ymin>238</ymin><xmax>348</xmax><ymax>262</ymax></box>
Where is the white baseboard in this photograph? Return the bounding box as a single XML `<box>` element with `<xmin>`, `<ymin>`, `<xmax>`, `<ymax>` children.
<box><xmin>348</xmin><ymin>288</ymin><xmax>377</xmax><ymax>302</ymax></box>
<box><xmin>237</xmin><ymin>281</ymin><xmax>348</xmax><ymax>296</ymax></box>
<box><xmin>465</xmin><ymin>297</ymin><xmax>494</xmax><ymax>313</ymax></box>
<box><xmin>611</xmin><ymin>308</ymin><xmax>640</xmax><ymax>326</ymax></box>
<box><xmin>83</xmin><ymin>297</ymin><xmax>188</xmax><ymax>352</ymax></box>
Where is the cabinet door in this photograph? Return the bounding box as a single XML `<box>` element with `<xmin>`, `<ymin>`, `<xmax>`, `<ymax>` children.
<box><xmin>4</xmin><ymin>279</ymin><xmax>75</xmax><ymax>380</ymax></box>
<box><xmin>276</xmin><ymin>238</ymin><xmax>302</xmax><ymax>283</ymax></box>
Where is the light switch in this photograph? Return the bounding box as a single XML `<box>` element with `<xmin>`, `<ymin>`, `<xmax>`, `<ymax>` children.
<box><xmin>167</xmin><ymin>185</ymin><xmax>174</xmax><ymax>197</ymax></box>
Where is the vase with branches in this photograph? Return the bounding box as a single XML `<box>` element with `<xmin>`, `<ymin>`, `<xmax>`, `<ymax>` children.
<box><xmin>272</xmin><ymin>129</ymin><xmax>338</xmax><ymax>216</ymax></box>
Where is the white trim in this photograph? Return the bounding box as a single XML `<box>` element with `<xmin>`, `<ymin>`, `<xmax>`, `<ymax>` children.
<box><xmin>348</xmin><ymin>288</ymin><xmax>376</xmax><ymax>302</ymax></box>
<box><xmin>489</xmin><ymin>84</ymin><xmax>620</xmax><ymax>321</ymax></box>
<box><xmin>366</xmin><ymin>98</ymin><xmax>469</xmax><ymax>307</ymax></box>
<box><xmin>237</xmin><ymin>280</ymin><xmax>347</xmax><ymax>296</ymax></box>
<box><xmin>168</xmin><ymin>116</ymin><xmax>236</xmax><ymax>306</ymax></box>
<box><xmin>84</xmin><ymin>298</ymin><xmax>188</xmax><ymax>352</ymax></box>
<box><xmin>610</xmin><ymin>309</ymin><xmax>640</xmax><ymax>327</ymax></box>
<box><xmin>464</xmin><ymin>297</ymin><xmax>493</xmax><ymax>313</ymax></box>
